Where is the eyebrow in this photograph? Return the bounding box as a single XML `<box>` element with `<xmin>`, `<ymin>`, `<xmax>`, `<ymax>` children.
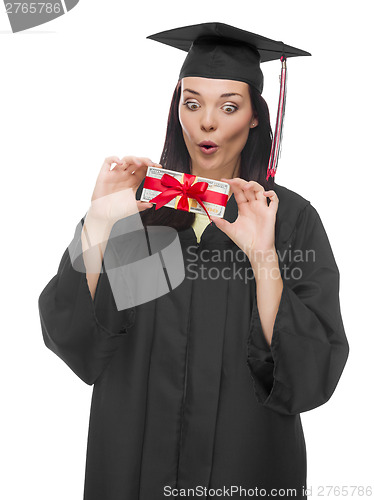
<box><xmin>183</xmin><ymin>88</ymin><xmax>243</xmax><ymax>98</ymax></box>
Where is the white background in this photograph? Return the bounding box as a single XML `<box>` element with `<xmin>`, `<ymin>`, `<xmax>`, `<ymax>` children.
<box><xmin>0</xmin><ymin>0</ymin><xmax>372</xmax><ymax>498</ymax></box>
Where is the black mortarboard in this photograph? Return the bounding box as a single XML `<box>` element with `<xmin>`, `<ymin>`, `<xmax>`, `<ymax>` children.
<box><xmin>147</xmin><ymin>22</ymin><xmax>311</xmax><ymax>180</ymax></box>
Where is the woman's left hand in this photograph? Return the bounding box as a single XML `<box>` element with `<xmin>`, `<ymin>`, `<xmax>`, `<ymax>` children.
<box><xmin>210</xmin><ymin>178</ymin><xmax>279</xmax><ymax>259</ymax></box>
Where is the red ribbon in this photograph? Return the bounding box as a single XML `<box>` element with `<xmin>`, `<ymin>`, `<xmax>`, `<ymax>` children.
<box><xmin>145</xmin><ymin>172</ymin><xmax>227</xmax><ymax>222</ymax></box>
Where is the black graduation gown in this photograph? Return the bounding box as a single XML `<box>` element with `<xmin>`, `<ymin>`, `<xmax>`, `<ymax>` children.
<box><xmin>38</xmin><ymin>182</ymin><xmax>349</xmax><ymax>500</ymax></box>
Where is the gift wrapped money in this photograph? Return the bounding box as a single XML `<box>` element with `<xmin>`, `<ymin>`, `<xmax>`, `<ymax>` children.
<box><xmin>140</xmin><ymin>166</ymin><xmax>230</xmax><ymax>221</ymax></box>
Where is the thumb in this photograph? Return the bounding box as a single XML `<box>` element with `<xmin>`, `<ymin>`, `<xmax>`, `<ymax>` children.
<box><xmin>137</xmin><ymin>200</ymin><xmax>153</xmax><ymax>212</ymax></box>
<box><xmin>210</xmin><ymin>215</ymin><xmax>232</xmax><ymax>235</ymax></box>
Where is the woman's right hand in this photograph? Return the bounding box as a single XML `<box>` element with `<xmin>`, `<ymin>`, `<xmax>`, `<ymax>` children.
<box><xmin>88</xmin><ymin>156</ymin><xmax>161</xmax><ymax>224</ymax></box>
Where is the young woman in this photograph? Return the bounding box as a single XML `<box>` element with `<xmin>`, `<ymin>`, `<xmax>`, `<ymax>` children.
<box><xmin>38</xmin><ymin>23</ymin><xmax>349</xmax><ymax>500</ymax></box>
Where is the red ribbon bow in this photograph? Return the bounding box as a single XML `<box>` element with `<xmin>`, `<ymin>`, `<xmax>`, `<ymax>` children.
<box><xmin>148</xmin><ymin>173</ymin><xmax>214</xmax><ymax>222</ymax></box>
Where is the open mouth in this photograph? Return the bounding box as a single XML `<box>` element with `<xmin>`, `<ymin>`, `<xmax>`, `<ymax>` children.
<box><xmin>199</xmin><ymin>143</ymin><xmax>219</xmax><ymax>153</ymax></box>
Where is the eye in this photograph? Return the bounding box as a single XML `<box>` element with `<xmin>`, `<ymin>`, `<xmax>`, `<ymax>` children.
<box><xmin>222</xmin><ymin>104</ymin><xmax>238</xmax><ymax>114</ymax></box>
<box><xmin>183</xmin><ymin>101</ymin><xmax>200</xmax><ymax>111</ymax></box>
<box><xmin>182</xmin><ymin>101</ymin><xmax>238</xmax><ymax>113</ymax></box>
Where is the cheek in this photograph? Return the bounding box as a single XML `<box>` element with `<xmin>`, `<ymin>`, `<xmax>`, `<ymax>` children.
<box><xmin>179</xmin><ymin>107</ymin><xmax>194</xmax><ymax>140</ymax></box>
<box><xmin>226</xmin><ymin>115</ymin><xmax>251</xmax><ymax>144</ymax></box>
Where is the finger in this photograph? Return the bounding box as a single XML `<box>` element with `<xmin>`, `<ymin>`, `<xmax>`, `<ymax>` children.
<box><xmin>221</xmin><ymin>177</ymin><xmax>249</xmax><ymax>189</ymax></box>
<box><xmin>263</xmin><ymin>190</ymin><xmax>278</xmax><ymax>200</ymax></box>
<box><xmin>122</xmin><ymin>161</ymin><xmax>156</xmax><ymax>178</ymax></box>
<box><xmin>121</xmin><ymin>156</ymin><xmax>161</xmax><ymax>168</ymax></box>
<box><xmin>101</xmin><ymin>156</ymin><xmax>123</xmax><ymax>173</ymax></box>
<box><xmin>243</xmin><ymin>181</ymin><xmax>267</xmax><ymax>204</ymax></box>
<box><xmin>120</xmin><ymin>157</ymin><xmax>143</xmax><ymax>170</ymax></box>
<box><xmin>121</xmin><ymin>159</ymin><xmax>161</xmax><ymax>178</ymax></box>
<box><xmin>263</xmin><ymin>190</ymin><xmax>279</xmax><ymax>212</ymax></box>
<box><xmin>221</xmin><ymin>178</ymin><xmax>249</xmax><ymax>204</ymax></box>
<box><xmin>246</xmin><ymin>180</ymin><xmax>265</xmax><ymax>192</ymax></box>
<box><xmin>210</xmin><ymin>215</ymin><xmax>232</xmax><ymax>236</ymax></box>
<box><xmin>222</xmin><ymin>178</ymin><xmax>264</xmax><ymax>205</ymax></box>
<box><xmin>137</xmin><ymin>157</ymin><xmax>162</xmax><ymax>167</ymax></box>
<box><xmin>223</xmin><ymin>178</ymin><xmax>265</xmax><ymax>192</ymax></box>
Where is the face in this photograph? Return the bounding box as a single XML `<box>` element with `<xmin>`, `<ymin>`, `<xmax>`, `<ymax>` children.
<box><xmin>178</xmin><ymin>77</ymin><xmax>258</xmax><ymax>179</ymax></box>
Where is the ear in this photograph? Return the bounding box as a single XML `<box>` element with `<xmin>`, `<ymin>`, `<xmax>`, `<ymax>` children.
<box><xmin>251</xmin><ymin>116</ymin><xmax>259</xmax><ymax>128</ymax></box>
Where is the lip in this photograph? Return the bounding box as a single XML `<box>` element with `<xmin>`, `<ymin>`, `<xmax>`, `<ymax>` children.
<box><xmin>198</xmin><ymin>140</ymin><xmax>219</xmax><ymax>155</ymax></box>
<box><xmin>199</xmin><ymin>140</ymin><xmax>218</xmax><ymax>147</ymax></box>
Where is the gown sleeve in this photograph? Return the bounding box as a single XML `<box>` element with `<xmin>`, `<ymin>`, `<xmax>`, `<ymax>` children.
<box><xmin>246</xmin><ymin>203</ymin><xmax>349</xmax><ymax>415</ymax></box>
<box><xmin>38</xmin><ymin>215</ymin><xmax>136</xmax><ymax>386</ymax></box>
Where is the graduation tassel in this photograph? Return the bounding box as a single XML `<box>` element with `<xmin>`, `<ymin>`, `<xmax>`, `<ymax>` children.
<box><xmin>266</xmin><ymin>55</ymin><xmax>287</xmax><ymax>180</ymax></box>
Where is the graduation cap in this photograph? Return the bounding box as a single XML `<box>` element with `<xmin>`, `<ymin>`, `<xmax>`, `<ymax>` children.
<box><xmin>147</xmin><ymin>22</ymin><xmax>311</xmax><ymax>180</ymax></box>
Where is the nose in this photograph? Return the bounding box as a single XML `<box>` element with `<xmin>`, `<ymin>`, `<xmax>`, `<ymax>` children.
<box><xmin>200</xmin><ymin>109</ymin><xmax>217</xmax><ymax>132</ymax></box>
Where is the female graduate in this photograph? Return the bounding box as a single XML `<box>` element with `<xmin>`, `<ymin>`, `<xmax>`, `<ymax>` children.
<box><xmin>38</xmin><ymin>22</ymin><xmax>349</xmax><ymax>500</ymax></box>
